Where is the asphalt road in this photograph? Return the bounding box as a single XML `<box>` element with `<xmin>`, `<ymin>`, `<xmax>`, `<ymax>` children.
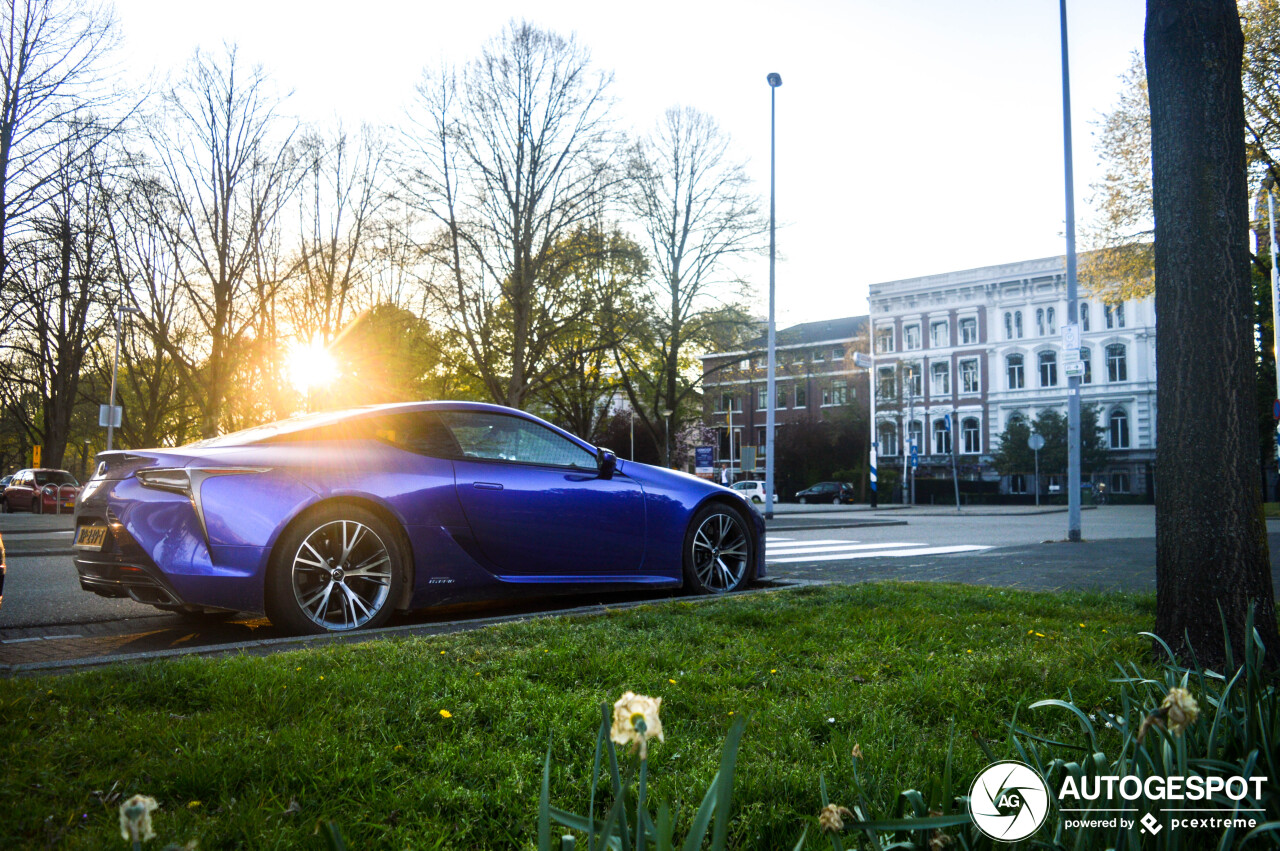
<box><xmin>4</xmin><ymin>505</ymin><xmax>1278</xmax><ymax>671</ymax></box>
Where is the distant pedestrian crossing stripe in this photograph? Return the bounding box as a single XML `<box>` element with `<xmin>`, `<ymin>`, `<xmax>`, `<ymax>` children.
<box><xmin>765</xmin><ymin>538</ymin><xmax>991</xmax><ymax>563</ymax></box>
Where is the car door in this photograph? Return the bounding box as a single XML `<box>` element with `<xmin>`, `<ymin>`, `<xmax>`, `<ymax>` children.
<box><xmin>441</xmin><ymin>411</ymin><xmax>647</xmax><ymax>577</ymax></box>
<box><xmin>11</xmin><ymin>472</ymin><xmax>32</xmax><ymax>511</ymax></box>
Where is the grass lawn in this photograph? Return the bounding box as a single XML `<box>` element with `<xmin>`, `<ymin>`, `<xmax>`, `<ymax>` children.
<box><xmin>0</xmin><ymin>582</ymin><xmax>1155</xmax><ymax>849</ymax></box>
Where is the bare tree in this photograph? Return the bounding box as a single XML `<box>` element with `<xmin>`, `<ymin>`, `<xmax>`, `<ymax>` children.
<box><xmin>289</xmin><ymin>124</ymin><xmax>388</xmax><ymax>344</ymax></box>
<box><xmin>0</xmin><ymin>116</ymin><xmax>116</xmax><ymax>467</ymax></box>
<box><xmin>1147</xmin><ymin>0</ymin><xmax>1278</xmax><ymax>665</ymax></box>
<box><xmin>402</xmin><ymin>21</ymin><xmax>617</xmax><ymax>408</ymax></box>
<box><xmin>0</xmin><ymin>0</ymin><xmax>119</xmax><ymax>295</ymax></box>
<box><xmin>619</xmin><ymin>106</ymin><xmax>764</xmax><ymax>464</ymax></box>
<box><xmin>144</xmin><ymin>46</ymin><xmax>298</xmax><ymax>438</ymax></box>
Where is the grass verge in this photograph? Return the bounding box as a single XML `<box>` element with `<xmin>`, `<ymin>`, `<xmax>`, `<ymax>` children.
<box><xmin>0</xmin><ymin>582</ymin><xmax>1154</xmax><ymax>849</ymax></box>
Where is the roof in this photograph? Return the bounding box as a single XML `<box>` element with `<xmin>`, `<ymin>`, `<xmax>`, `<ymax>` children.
<box><xmin>707</xmin><ymin>315</ymin><xmax>868</xmax><ymax>358</ymax></box>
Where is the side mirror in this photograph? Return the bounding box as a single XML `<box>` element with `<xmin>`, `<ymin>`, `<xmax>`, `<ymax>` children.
<box><xmin>597</xmin><ymin>448</ymin><xmax>617</xmax><ymax>480</ymax></box>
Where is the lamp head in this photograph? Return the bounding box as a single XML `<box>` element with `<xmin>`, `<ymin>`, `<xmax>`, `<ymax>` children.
<box><xmin>1266</xmin><ymin>174</ymin><xmax>1277</xmax><ymax>192</ymax></box>
<box><xmin>766</xmin><ymin>73</ymin><xmax>782</xmax><ymax>88</ymax></box>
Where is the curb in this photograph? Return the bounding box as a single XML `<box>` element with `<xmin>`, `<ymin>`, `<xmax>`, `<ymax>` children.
<box><xmin>0</xmin><ymin>579</ymin><xmax>827</xmax><ymax>676</ymax></box>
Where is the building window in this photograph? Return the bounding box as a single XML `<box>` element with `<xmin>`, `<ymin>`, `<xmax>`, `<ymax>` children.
<box><xmin>1039</xmin><ymin>351</ymin><xmax>1057</xmax><ymax>387</ymax></box>
<box><xmin>1081</xmin><ymin>302</ymin><xmax>1090</xmax><ymax>332</ymax></box>
<box><xmin>795</xmin><ymin>385</ymin><xmax>807</xmax><ymax>408</ymax></box>
<box><xmin>757</xmin><ymin>386</ymin><xmax>767</xmax><ymax>410</ymax></box>
<box><xmin>1015</xmin><ymin>310</ymin><xmax>1023</xmax><ymax>338</ymax></box>
<box><xmin>875</xmin><ymin>327</ymin><xmax>894</xmax><ymax>353</ymax></box>
<box><xmin>1105</xmin><ymin>302</ymin><xmax>1126</xmax><ymax>329</ymax></box>
<box><xmin>1046</xmin><ymin>307</ymin><xmax>1056</xmax><ymax>334</ymax></box>
<box><xmin>828</xmin><ymin>380</ymin><xmax>848</xmax><ymax>405</ymax></box>
<box><xmin>933</xmin><ymin>418</ymin><xmax>952</xmax><ymax>454</ymax></box>
<box><xmin>904</xmin><ymin>363</ymin><xmax>922</xmax><ymax>398</ymax></box>
<box><xmin>776</xmin><ymin>386</ymin><xmax>788</xmax><ymax>409</ymax></box>
<box><xmin>962</xmin><ymin>417</ymin><xmax>981</xmax><ymax>453</ymax></box>
<box><xmin>878</xmin><ymin>366</ymin><xmax>896</xmax><ymax>400</ymax></box>
<box><xmin>1009</xmin><ymin>473</ymin><xmax>1027</xmax><ymax>494</ymax></box>
<box><xmin>1004</xmin><ymin>312</ymin><xmax>1013</xmax><ymax>340</ymax></box>
<box><xmin>960</xmin><ymin>358</ymin><xmax>979</xmax><ymax>394</ymax></box>
<box><xmin>878</xmin><ymin>422</ymin><xmax>898</xmax><ymax>456</ymax></box>
<box><xmin>1036</xmin><ymin>308</ymin><xmax>1045</xmax><ymax>336</ymax></box>
<box><xmin>1007</xmin><ymin>354</ymin><xmax>1024</xmax><ymax>389</ymax></box>
<box><xmin>904</xmin><ymin>324</ymin><xmax>921</xmax><ymax>350</ymax></box>
<box><xmin>1109</xmin><ymin>408</ymin><xmax>1130</xmax><ymax>449</ymax></box>
<box><xmin>931</xmin><ymin>361</ymin><xmax>951</xmax><ymax>396</ymax></box>
<box><xmin>831</xmin><ymin>346</ymin><xmax>844</xmax><ymax>361</ymax></box>
<box><xmin>757</xmin><ymin>426</ymin><xmax>767</xmax><ymax>446</ymax></box>
<box><xmin>908</xmin><ymin>420</ymin><xmax>923</xmax><ymax>454</ymax></box>
<box><xmin>721</xmin><ymin>394</ymin><xmax>742</xmax><ymax>413</ymax></box>
<box><xmin>1111</xmin><ymin>471</ymin><xmax>1131</xmax><ymax>492</ymax></box>
<box><xmin>1081</xmin><ymin>347</ymin><xmax>1092</xmax><ymax>383</ymax></box>
<box><xmin>959</xmin><ymin>317</ymin><xmax>977</xmax><ymax>344</ymax></box>
<box><xmin>1106</xmin><ymin>343</ymin><xmax>1127</xmax><ymax>382</ymax></box>
<box><xmin>812</xmin><ymin>348</ymin><xmax>824</xmax><ymax>362</ymax></box>
<box><xmin>930</xmin><ymin>320</ymin><xmax>949</xmax><ymax>348</ymax></box>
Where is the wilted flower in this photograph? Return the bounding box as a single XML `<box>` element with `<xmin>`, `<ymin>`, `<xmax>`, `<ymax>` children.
<box><xmin>610</xmin><ymin>691</ymin><xmax>664</xmax><ymax>759</ymax></box>
<box><xmin>1138</xmin><ymin>686</ymin><xmax>1200</xmax><ymax>741</ymax></box>
<box><xmin>1162</xmin><ymin>687</ymin><xmax>1199</xmax><ymax>734</ymax></box>
<box><xmin>118</xmin><ymin>795</ymin><xmax>158</xmax><ymax>843</ymax></box>
<box><xmin>819</xmin><ymin>803</ymin><xmax>853</xmax><ymax>832</ymax></box>
<box><xmin>851</xmin><ymin>744</ymin><xmax>864</xmax><ymax>760</ymax></box>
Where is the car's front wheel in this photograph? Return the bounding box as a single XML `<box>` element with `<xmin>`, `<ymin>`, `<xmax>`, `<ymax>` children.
<box><xmin>266</xmin><ymin>504</ymin><xmax>405</xmax><ymax>635</ymax></box>
<box><xmin>832</xmin><ymin>497</ymin><xmax>840</xmax><ymax>505</ymax></box>
<box><xmin>682</xmin><ymin>503</ymin><xmax>754</xmax><ymax>594</ymax></box>
<box><xmin>798</xmin><ymin>496</ymin><xmax>807</xmax><ymax>504</ymax></box>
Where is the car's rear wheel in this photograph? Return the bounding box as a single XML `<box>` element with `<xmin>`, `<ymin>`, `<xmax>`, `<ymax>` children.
<box><xmin>32</xmin><ymin>495</ymin><xmax>42</xmax><ymax>514</ymax></box>
<box><xmin>682</xmin><ymin>503</ymin><xmax>754</xmax><ymax>594</ymax></box>
<box><xmin>752</xmin><ymin>495</ymin><xmax>762</xmax><ymax>504</ymax></box>
<box><xmin>266</xmin><ymin>504</ymin><xmax>405</xmax><ymax>635</ymax></box>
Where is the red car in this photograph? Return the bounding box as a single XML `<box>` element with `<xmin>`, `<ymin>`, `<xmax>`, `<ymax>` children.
<box><xmin>2</xmin><ymin>468</ymin><xmax>81</xmax><ymax>514</ymax></box>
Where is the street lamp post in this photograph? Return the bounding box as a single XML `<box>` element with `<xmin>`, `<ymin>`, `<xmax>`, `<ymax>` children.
<box><xmin>765</xmin><ymin>71</ymin><xmax>782</xmax><ymax>519</ymax></box>
<box><xmin>106</xmin><ymin>304</ymin><xmax>140</xmax><ymax>452</ymax></box>
<box><xmin>1263</xmin><ymin>177</ymin><xmax>1280</xmax><ymax>464</ymax></box>
<box><xmin>1059</xmin><ymin>0</ymin><xmax>1083</xmax><ymax>542</ymax></box>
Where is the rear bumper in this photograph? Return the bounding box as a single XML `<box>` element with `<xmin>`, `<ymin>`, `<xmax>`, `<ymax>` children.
<box><xmin>75</xmin><ymin>555</ymin><xmax>187</xmax><ymax>608</ymax></box>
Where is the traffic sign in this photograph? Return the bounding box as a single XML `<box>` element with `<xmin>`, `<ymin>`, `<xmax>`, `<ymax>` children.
<box><xmin>99</xmin><ymin>404</ymin><xmax>122</xmax><ymax>428</ymax></box>
<box><xmin>853</xmin><ymin>351</ymin><xmax>873</xmax><ymax>368</ymax></box>
<box><xmin>944</xmin><ymin>413</ymin><xmax>952</xmax><ymax>431</ymax></box>
<box><xmin>1062</xmin><ymin>322</ymin><xmax>1081</xmax><ymax>351</ymax></box>
<box><xmin>32</xmin><ymin>444</ymin><xmax>41</xmax><ymax>467</ymax></box>
<box><xmin>1028</xmin><ymin>433</ymin><xmax>1046</xmax><ymax>451</ymax></box>
<box><xmin>1064</xmin><ymin>361</ymin><xmax>1086</xmax><ymax>378</ymax></box>
<box><xmin>1274</xmin><ymin>399</ymin><xmax>1279</xmax><ymax>420</ymax></box>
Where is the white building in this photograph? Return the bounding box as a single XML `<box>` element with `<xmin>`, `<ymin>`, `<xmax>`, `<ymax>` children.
<box><xmin>868</xmin><ymin>254</ymin><xmax>1156</xmax><ymax>500</ymax></box>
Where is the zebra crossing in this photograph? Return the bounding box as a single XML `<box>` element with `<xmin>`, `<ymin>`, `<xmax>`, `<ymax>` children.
<box><xmin>766</xmin><ymin>536</ymin><xmax>991</xmax><ymax>564</ymax></box>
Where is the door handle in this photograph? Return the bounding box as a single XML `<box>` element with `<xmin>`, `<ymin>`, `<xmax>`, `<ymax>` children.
<box><xmin>473</xmin><ymin>482</ymin><xmax>504</xmax><ymax>491</ymax></box>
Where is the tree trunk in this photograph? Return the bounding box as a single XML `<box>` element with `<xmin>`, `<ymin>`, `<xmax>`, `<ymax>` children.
<box><xmin>1147</xmin><ymin>0</ymin><xmax>1278</xmax><ymax>666</ymax></box>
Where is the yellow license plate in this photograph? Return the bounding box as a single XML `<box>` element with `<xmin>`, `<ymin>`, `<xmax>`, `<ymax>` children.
<box><xmin>74</xmin><ymin>525</ymin><xmax>108</xmax><ymax>551</ymax></box>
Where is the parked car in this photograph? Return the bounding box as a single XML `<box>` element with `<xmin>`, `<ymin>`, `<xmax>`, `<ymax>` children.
<box><xmin>0</xmin><ymin>475</ymin><xmax>11</xmax><ymax>511</ymax></box>
<box><xmin>2</xmin><ymin>468</ymin><xmax>81</xmax><ymax>513</ymax></box>
<box><xmin>730</xmin><ymin>480</ymin><xmax>778</xmax><ymax>504</ymax></box>
<box><xmin>74</xmin><ymin>402</ymin><xmax>767</xmax><ymax>634</ymax></box>
<box><xmin>794</xmin><ymin>481</ymin><xmax>856</xmax><ymax>504</ymax></box>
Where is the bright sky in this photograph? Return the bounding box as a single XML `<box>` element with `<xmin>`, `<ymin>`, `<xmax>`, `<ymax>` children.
<box><xmin>111</xmin><ymin>0</ymin><xmax>1146</xmax><ymax>328</ymax></box>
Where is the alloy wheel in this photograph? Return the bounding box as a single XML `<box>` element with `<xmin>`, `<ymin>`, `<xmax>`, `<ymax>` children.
<box><xmin>690</xmin><ymin>511</ymin><xmax>749</xmax><ymax>592</ymax></box>
<box><xmin>290</xmin><ymin>520</ymin><xmax>393</xmax><ymax>630</ymax></box>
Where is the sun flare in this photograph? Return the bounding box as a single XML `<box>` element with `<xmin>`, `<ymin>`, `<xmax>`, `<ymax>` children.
<box><xmin>287</xmin><ymin>336</ymin><xmax>339</xmax><ymax>393</ymax></box>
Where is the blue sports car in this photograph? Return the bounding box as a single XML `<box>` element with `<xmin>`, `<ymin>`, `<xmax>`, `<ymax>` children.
<box><xmin>73</xmin><ymin>402</ymin><xmax>765</xmax><ymax>634</ymax></box>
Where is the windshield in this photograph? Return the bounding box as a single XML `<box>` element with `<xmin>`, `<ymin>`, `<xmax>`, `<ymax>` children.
<box><xmin>35</xmin><ymin>471</ymin><xmax>78</xmax><ymax>486</ymax></box>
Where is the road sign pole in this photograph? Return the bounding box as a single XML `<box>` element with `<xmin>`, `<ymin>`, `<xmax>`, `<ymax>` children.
<box><xmin>950</xmin><ymin>408</ymin><xmax>961</xmax><ymax>512</ymax></box>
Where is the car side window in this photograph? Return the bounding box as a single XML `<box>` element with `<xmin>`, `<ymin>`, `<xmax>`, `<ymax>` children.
<box><xmin>440</xmin><ymin>412</ymin><xmax>597</xmax><ymax>470</ymax></box>
<box><xmin>366</xmin><ymin>412</ymin><xmax>461</xmax><ymax>459</ymax></box>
